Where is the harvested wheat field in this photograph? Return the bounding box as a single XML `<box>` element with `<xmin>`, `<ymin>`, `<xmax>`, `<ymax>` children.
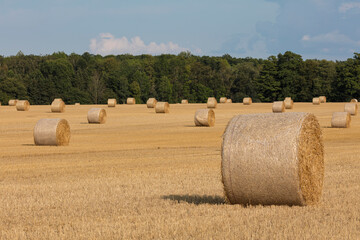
<box><xmin>0</xmin><ymin>103</ymin><xmax>359</xmax><ymax>239</ymax></box>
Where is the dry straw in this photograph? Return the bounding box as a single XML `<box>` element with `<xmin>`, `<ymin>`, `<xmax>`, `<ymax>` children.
<box><xmin>16</xmin><ymin>100</ymin><xmax>30</xmax><ymax>111</ymax></box>
<box><xmin>181</xmin><ymin>99</ymin><xmax>189</xmax><ymax>104</ymax></box>
<box><xmin>194</xmin><ymin>109</ymin><xmax>215</xmax><ymax>127</ymax></box>
<box><xmin>147</xmin><ymin>98</ymin><xmax>157</xmax><ymax>108</ymax></box>
<box><xmin>155</xmin><ymin>102</ymin><xmax>170</xmax><ymax>113</ymax></box>
<box><xmin>108</xmin><ymin>99</ymin><xmax>117</xmax><ymax>107</ymax></box>
<box><xmin>285</xmin><ymin>97</ymin><xmax>292</xmax><ymax>101</ymax></box>
<box><xmin>222</xmin><ymin>112</ymin><xmax>324</xmax><ymax>206</ymax></box>
<box><xmin>33</xmin><ymin>118</ymin><xmax>70</xmax><ymax>146</ymax></box>
<box><xmin>243</xmin><ymin>97</ymin><xmax>252</xmax><ymax>105</ymax></box>
<box><xmin>220</xmin><ymin>97</ymin><xmax>227</xmax><ymax>103</ymax></box>
<box><xmin>272</xmin><ymin>101</ymin><xmax>285</xmax><ymax>113</ymax></box>
<box><xmin>8</xmin><ymin>99</ymin><xmax>18</xmax><ymax>106</ymax></box>
<box><xmin>226</xmin><ymin>99</ymin><xmax>232</xmax><ymax>103</ymax></box>
<box><xmin>312</xmin><ymin>97</ymin><xmax>320</xmax><ymax>105</ymax></box>
<box><xmin>319</xmin><ymin>96</ymin><xmax>326</xmax><ymax>103</ymax></box>
<box><xmin>51</xmin><ymin>98</ymin><xmax>65</xmax><ymax>112</ymax></box>
<box><xmin>331</xmin><ymin>112</ymin><xmax>351</xmax><ymax>128</ymax></box>
<box><xmin>75</xmin><ymin>103</ymin><xmax>80</xmax><ymax>106</ymax></box>
<box><xmin>344</xmin><ymin>103</ymin><xmax>358</xmax><ymax>116</ymax></box>
<box><xmin>284</xmin><ymin>98</ymin><xmax>294</xmax><ymax>109</ymax></box>
<box><xmin>127</xmin><ymin>98</ymin><xmax>136</xmax><ymax>105</ymax></box>
<box><xmin>350</xmin><ymin>98</ymin><xmax>358</xmax><ymax>103</ymax></box>
<box><xmin>207</xmin><ymin>97</ymin><xmax>217</xmax><ymax>108</ymax></box>
<box><xmin>87</xmin><ymin>108</ymin><xmax>107</xmax><ymax>124</ymax></box>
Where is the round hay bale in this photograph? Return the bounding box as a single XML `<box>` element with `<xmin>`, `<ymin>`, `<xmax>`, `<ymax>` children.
<box><xmin>207</xmin><ymin>97</ymin><xmax>217</xmax><ymax>108</ymax></box>
<box><xmin>284</xmin><ymin>97</ymin><xmax>292</xmax><ymax>101</ymax></box>
<box><xmin>33</xmin><ymin>118</ymin><xmax>70</xmax><ymax>146</ymax></box>
<box><xmin>220</xmin><ymin>97</ymin><xmax>227</xmax><ymax>103</ymax></box>
<box><xmin>319</xmin><ymin>96</ymin><xmax>326</xmax><ymax>103</ymax></box>
<box><xmin>194</xmin><ymin>109</ymin><xmax>215</xmax><ymax>127</ymax></box>
<box><xmin>127</xmin><ymin>98</ymin><xmax>136</xmax><ymax>105</ymax></box>
<box><xmin>226</xmin><ymin>99</ymin><xmax>232</xmax><ymax>103</ymax></box>
<box><xmin>284</xmin><ymin>98</ymin><xmax>294</xmax><ymax>109</ymax></box>
<box><xmin>243</xmin><ymin>97</ymin><xmax>252</xmax><ymax>105</ymax></box>
<box><xmin>75</xmin><ymin>103</ymin><xmax>80</xmax><ymax>106</ymax></box>
<box><xmin>87</xmin><ymin>108</ymin><xmax>107</xmax><ymax>124</ymax></box>
<box><xmin>51</xmin><ymin>99</ymin><xmax>65</xmax><ymax>113</ymax></box>
<box><xmin>331</xmin><ymin>112</ymin><xmax>350</xmax><ymax>128</ymax></box>
<box><xmin>16</xmin><ymin>100</ymin><xmax>30</xmax><ymax>111</ymax></box>
<box><xmin>344</xmin><ymin>103</ymin><xmax>358</xmax><ymax>116</ymax></box>
<box><xmin>155</xmin><ymin>102</ymin><xmax>170</xmax><ymax>113</ymax></box>
<box><xmin>8</xmin><ymin>99</ymin><xmax>18</xmax><ymax>106</ymax></box>
<box><xmin>108</xmin><ymin>99</ymin><xmax>117</xmax><ymax>107</ymax></box>
<box><xmin>272</xmin><ymin>101</ymin><xmax>285</xmax><ymax>113</ymax></box>
<box><xmin>147</xmin><ymin>98</ymin><xmax>157</xmax><ymax>108</ymax></box>
<box><xmin>312</xmin><ymin>97</ymin><xmax>320</xmax><ymax>105</ymax></box>
<box><xmin>181</xmin><ymin>99</ymin><xmax>189</xmax><ymax>104</ymax></box>
<box><xmin>350</xmin><ymin>98</ymin><xmax>358</xmax><ymax>103</ymax></box>
<box><xmin>221</xmin><ymin>112</ymin><xmax>324</xmax><ymax>206</ymax></box>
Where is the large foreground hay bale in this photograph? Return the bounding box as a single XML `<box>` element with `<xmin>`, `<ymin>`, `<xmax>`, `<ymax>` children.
<box><xmin>319</xmin><ymin>96</ymin><xmax>326</xmax><ymax>103</ymax></box>
<box><xmin>312</xmin><ymin>97</ymin><xmax>320</xmax><ymax>105</ymax></box>
<box><xmin>16</xmin><ymin>100</ymin><xmax>30</xmax><ymax>111</ymax></box>
<box><xmin>350</xmin><ymin>98</ymin><xmax>358</xmax><ymax>103</ymax></box>
<box><xmin>194</xmin><ymin>109</ymin><xmax>215</xmax><ymax>127</ymax></box>
<box><xmin>226</xmin><ymin>99</ymin><xmax>232</xmax><ymax>103</ymax></box>
<box><xmin>108</xmin><ymin>99</ymin><xmax>117</xmax><ymax>107</ymax></box>
<box><xmin>33</xmin><ymin>118</ymin><xmax>70</xmax><ymax>146</ymax></box>
<box><xmin>220</xmin><ymin>97</ymin><xmax>227</xmax><ymax>103</ymax></box>
<box><xmin>127</xmin><ymin>98</ymin><xmax>136</xmax><ymax>105</ymax></box>
<box><xmin>8</xmin><ymin>99</ymin><xmax>18</xmax><ymax>106</ymax></box>
<box><xmin>207</xmin><ymin>97</ymin><xmax>217</xmax><ymax>108</ymax></box>
<box><xmin>272</xmin><ymin>101</ymin><xmax>285</xmax><ymax>113</ymax></box>
<box><xmin>155</xmin><ymin>102</ymin><xmax>170</xmax><ymax>113</ymax></box>
<box><xmin>87</xmin><ymin>108</ymin><xmax>107</xmax><ymax>124</ymax></box>
<box><xmin>284</xmin><ymin>98</ymin><xmax>294</xmax><ymax>109</ymax></box>
<box><xmin>331</xmin><ymin>112</ymin><xmax>350</xmax><ymax>128</ymax></box>
<box><xmin>222</xmin><ymin>112</ymin><xmax>324</xmax><ymax>206</ymax></box>
<box><xmin>344</xmin><ymin>103</ymin><xmax>358</xmax><ymax>116</ymax></box>
<box><xmin>243</xmin><ymin>97</ymin><xmax>252</xmax><ymax>105</ymax></box>
<box><xmin>147</xmin><ymin>98</ymin><xmax>157</xmax><ymax>108</ymax></box>
<box><xmin>181</xmin><ymin>99</ymin><xmax>188</xmax><ymax>104</ymax></box>
<box><xmin>51</xmin><ymin>98</ymin><xmax>65</xmax><ymax>112</ymax></box>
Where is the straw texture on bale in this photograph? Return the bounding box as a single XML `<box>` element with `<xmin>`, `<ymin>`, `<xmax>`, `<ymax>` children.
<box><xmin>226</xmin><ymin>99</ymin><xmax>232</xmax><ymax>103</ymax></box>
<box><xmin>87</xmin><ymin>108</ymin><xmax>107</xmax><ymax>124</ymax></box>
<box><xmin>127</xmin><ymin>98</ymin><xmax>136</xmax><ymax>105</ymax></box>
<box><xmin>108</xmin><ymin>99</ymin><xmax>117</xmax><ymax>107</ymax></box>
<box><xmin>207</xmin><ymin>97</ymin><xmax>217</xmax><ymax>108</ymax></box>
<box><xmin>272</xmin><ymin>101</ymin><xmax>285</xmax><ymax>113</ymax></box>
<box><xmin>147</xmin><ymin>98</ymin><xmax>157</xmax><ymax>108</ymax></box>
<box><xmin>312</xmin><ymin>98</ymin><xmax>320</xmax><ymax>105</ymax></box>
<box><xmin>344</xmin><ymin>103</ymin><xmax>358</xmax><ymax>116</ymax></box>
<box><xmin>220</xmin><ymin>97</ymin><xmax>227</xmax><ymax>103</ymax></box>
<box><xmin>8</xmin><ymin>99</ymin><xmax>18</xmax><ymax>106</ymax></box>
<box><xmin>319</xmin><ymin>96</ymin><xmax>326</xmax><ymax>103</ymax></box>
<box><xmin>33</xmin><ymin>118</ymin><xmax>70</xmax><ymax>146</ymax></box>
<box><xmin>243</xmin><ymin>97</ymin><xmax>252</xmax><ymax>105</ymax></box>
<box><xmin>181</xmin><ymin>99</ymin><xmax>189</xmax><ymax>104</ymax></box>
<box><xmin>350</xmin><ymin>98</ymin><xmax>358</xmax><ymax>103</ymax></box>
<box><xmin>16</xmin><ymin>100</ymin><xmax>30</xmax><ymax>111</ymax></box>
<box><xmin>155</xmin><ymin>102</ymin><xmax>170</xmax><ymax>113</ymax></box>
<box><xmin>284</xmin><ymin>98</ymin><xmax>294</xmax><ymax>109</ymax></box>
<box><xmin>194</xmin><ymin>109</ymin><xmax>215</xmax><ymax>127</ymax></box>
<box><xmin>222</xmin><ymin>112</ymin><xmax>324</xmax><ymax>206</ymax></box>
<box><xmin>51</xmin><ymin>99</ymin><xmax>65</xmax><ymax>112</ymax></box>
<box><xmin>331</xmin><ymin>112</ymin><xmax>351</xmax><ymax>128</ymax></box>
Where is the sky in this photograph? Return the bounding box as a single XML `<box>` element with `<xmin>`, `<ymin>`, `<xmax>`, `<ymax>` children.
<box><xmin>0</xmin><ymin>0</ymin><xmax>359</xmax><ymax>60</ymax></box>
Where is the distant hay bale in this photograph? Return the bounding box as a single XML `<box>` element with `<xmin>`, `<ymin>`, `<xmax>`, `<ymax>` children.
<box><xmin>51</xmin><ymin>98</ymin><xmax>65</xmax><ymax>113</ymax></box>
<box><xmin>220</xmin><ymin>97</ymin><xmax>227</xmax><ymax>103</ymax></box>
<box><xmin>87</xmin><ymin>108</ymin><xmax>107</xmax><ymax>124</ymax></box>
<box><xmin>155</xmin><ymin>102</ymin><xmax>170</xmax><ymax>113</ymax></box>
<box><xmin>147</xmin><ymin>98</ymin><xmax>157</xmax><ymax>108</ymax></box>
<box><xmin>331</xmin><ymin>112</ymin><xmax>351</xmax><ymax>128</ymax></box>
<box><xmin>272</xmin><ymin>101</ymin><xmax>285</xmax><ymax>113</ymax></box>
<box><xmin>194</xmin><ymin>109</ymin><xmax>215</xmax><ymax>127</ymax></box>
<box><xmin>127</xmin><ymin>98</ymin><xmax>136</xmax><ymax>105</ymax></box>
<box><xmin>16</xmin><ymin>100</ymin><xmax>30</xmax><ymax>111</ymax></box>
<box><xmin>319</xmin><ymin>96</ymin><xmax>326</xmax><ymax>103</ymax></box>
<box><xmin>222</xmin><ymin>112</ymin><xmax>324</xmax><ymax>206</ymax></box>
<box><xmin>284</xmin><ymin>97</ymin><xmax>292</xmax><ymax>101</ymax></box>
<box><xmin>312</xmin><ymin>97</ymin><xmax>320</xmax><ymax>105</ymax></box>
<box><xmin>284</xmin><ymin>98</ymin><xmax>294</xmax><ymax>109</ymax></box>
<box><xmin>243</xmin><ymin>97</ymin><xmax>252</xmax><ymax>105</ymax></box>
<box><xmin>33</xmin><ymin>118</ymin><xmax>70</xmax><ymax>146</ymax></box>
<box><xmin>207</xmin><ymin>97</ymin><xmax>217</xmax><ymax>108</ymax></box>
<box><xmin>108</xmin><ymin>99</ymin><xmax>117</xmax><ymax>107</ymax></box>
<box><xmin>226</xmin><ymin>99</ymin><xmax>232</xmax><ymax>103</ymax></box>
<box><xmin>8</xmin><ymin>99</ymin><xmax>18</xmax><ymax>106</ymax></box>
<box><xmin>350</xmin><ymin>98</ymin><xmax>358</xmax><ymax>103</ymax></box>
<box><xmin>344</xmin><ymin>103</ymin><xmax>358</xmax><ymax>116</ymax></box>
<box><xmin>181</xmin><ymin>99</ymin><xmax>189</xmax><ymax>104</ymax></box>
<box><xmin>75</xmin><ymin>103</ymin><xmax>80</xmax><ymax>106</ymax></box>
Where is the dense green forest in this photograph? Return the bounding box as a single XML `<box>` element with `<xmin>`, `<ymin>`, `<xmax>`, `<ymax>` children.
<box><xmin>0</xmin><ymin>51</ymin><xmax>359</xmax><ymax>105</ymax></box>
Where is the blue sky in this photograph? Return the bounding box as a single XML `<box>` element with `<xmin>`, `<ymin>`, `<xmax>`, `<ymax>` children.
<box><xmin>0</xmin><ymin>0</ymin><xmax>359</xmax><ymax>60</ymax></box>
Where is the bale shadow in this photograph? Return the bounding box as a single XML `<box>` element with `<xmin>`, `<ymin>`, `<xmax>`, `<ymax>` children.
<box><xmin>162</xmin><ymin>194</ymin><xmax>225</xmax><ymax>205</ymax></box>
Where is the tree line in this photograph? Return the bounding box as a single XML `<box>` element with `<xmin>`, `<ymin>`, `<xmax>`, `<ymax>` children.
<box><xmin>0</xmin><ymin>50</ymin><xmax>359</xmax><ymax>105</ymax></box>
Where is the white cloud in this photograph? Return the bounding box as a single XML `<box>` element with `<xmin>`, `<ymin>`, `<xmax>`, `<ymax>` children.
<box><xmin>89</xmin><ymin>33</ymin><xmax>189</xmax><ymax>55</ymax></box>
<box><xmin>301</xmin><ymin>31</ymin><xmax>360</xmax><ymax>45</ymax></box>
<box><xmin>339</xmin><ymin>2</ymin><xmax>360</xmax><ymax>13</ymax></box>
